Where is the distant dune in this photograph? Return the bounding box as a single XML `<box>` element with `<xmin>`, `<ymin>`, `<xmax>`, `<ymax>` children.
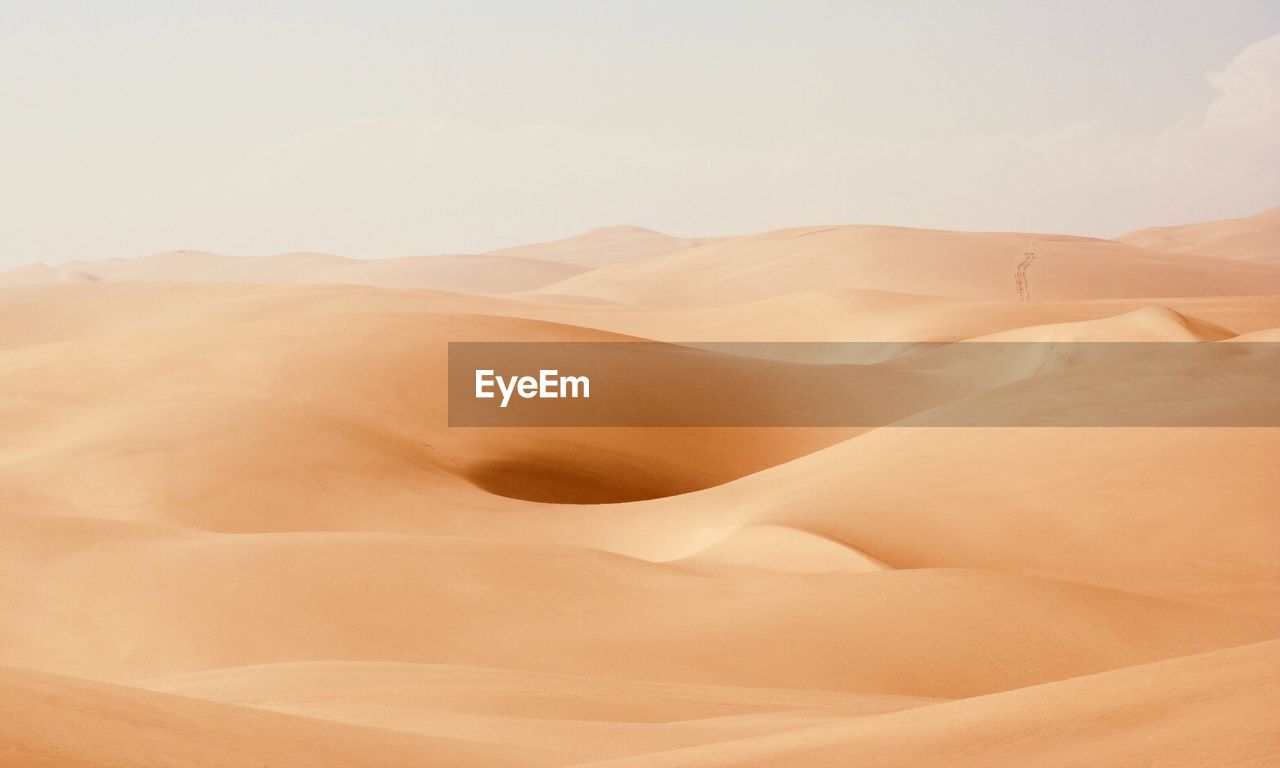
<box><xmin>0</xmin><ymin>225</ymin><xmax>700</xmax><ymax>292</ymax></box>
<box><xmin>1</xmin><ymin>209</ymin><xmax>1278</xmax><ymax>765</ymax></box>
<box><xmin>299</xmin><ymin>254</ymin><xmax>589</xmax><ymax>292</ymax></box>
<box><xmin>487</xmin><ymin>225</ymin><xmax>713</xmax><ymax>268</ymax></box>
<box><xmin>1119</xmin><ymin>206</ymin><xmax>1280</xmax><ymax>264</ymax></box>
<box><xmin>534</xmin><ymin>224</ymin><xmax>1280</xmax><ymax>305</ymax></box>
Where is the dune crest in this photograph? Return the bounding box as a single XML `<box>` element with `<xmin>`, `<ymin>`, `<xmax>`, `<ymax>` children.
<box><xmin>1119</xmin><ymin>206</ymin><xmax>1280</xmax><ymax>264</ymax></box>
<box><xmin>534</xmin><ymin>225</ymin><xmax>1280</xmax><ymax>305</ymax></box>
<box><xmin>488</xmin><ymin>225</ymin><xmax>713</xmax><ymax>268</ymax></box>
<box><xmin>2</xmin><ymin>208</ymin><xmax>1278</xmax><ymax>765</ymax></box>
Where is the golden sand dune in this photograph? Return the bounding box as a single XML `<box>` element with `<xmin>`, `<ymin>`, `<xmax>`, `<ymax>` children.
<box><xmin>522</xmin><ymin>291</ymin><xmax>1280</xmax><ymax>343</ymax></box>
<box><xmin>297</xmin><ymin>254</ymin><xmax>589</xmax><ymax>292</ymax></box>
<box><xmin>0</xmin><ymin>250</ymin><xmax>588</xmax><ymax>294</ymax></box>
<box><xmin>2</xmin><ymin>510</ymin><xmax>1271</xmax><ymax>694</ymax></box>
<box><xmin>1119</xmin><ymin>206</ymin><xmax>1280</xmax><ymax>264</ymax></box>
<box><xmin>7</xmin><ymin>221</ymin><xmax>1276</xmax><ymax>305</ymax></box>
<box><xmin>0</xmin><ymin>280</ymin><xmax>1036</xmax><ymax>351</ymax></box>
<box><xmin>1232</xmin><ymin>326</ymin><xmax>1280</xmax><ymax>341</ymax></box>
<box><xmin>1</xmin><ymin>213</ymin><xmax>1278</xmax><ymax>765</ymax></box>
<box><xmin>968</xmin><ymin>305</ymin><xmax>1238</xmax><ymax>341</ymax></box>
<box><xmin>141</xmin><ymin>661</ymin><xmax>933</xmax><ymax>763</ymax></box>
<box><xmin>674</xmin><ymin>426</ymin><xmax>1280</xmax><ymax>615</ymax></box>
<box><xmin>0</xmin><ymin>285</ymin><xmax>862</xmax><ymax>514</ymax></box>
<box><xmin>2</xmin><ymin>250</ymin><xmax>353</xmax><ymax>285</ymax></box>
<box><xmin>675</xmin><ymin>523</ymin><xmax>890</xmax><ymax>574</ymax></box>
<box><xmin>487</xmin><ymin>225</ymin><xmax>714</xmax><ymax>268</ymax></box>
<box><xmin>143</xmin><ymin>660</ymin><xmax>935</xmax><ymax>726</ymax></box>
<box><xmin>3</xmin><ymin>283</ymin><xmax>1269</xmax><ymax>531</ymax></box>
<box><xmin>536</xmin><ymin>225</ymin><xmax>1280</xmax><ymax>305</ymax></box>
<box><xmin>0</xmin><ymin>226</ymin><xmax>688</xmax><ymax>292</ymax></box>
<box><xmin>575</xmin><ymin>641</ymin><xmax>1280</xmax><ymax>767</ymax></box>
<box><xmin>0</xmin><ymin>664</ymin><xmax>549</xmax><ymax>768</ymax></box>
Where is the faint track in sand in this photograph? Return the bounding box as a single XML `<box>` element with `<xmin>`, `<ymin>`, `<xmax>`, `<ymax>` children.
<box><xmin>1015</xmin><ymin>244</ymin><xmax>1037</xmax><ymax>301</ymax></box>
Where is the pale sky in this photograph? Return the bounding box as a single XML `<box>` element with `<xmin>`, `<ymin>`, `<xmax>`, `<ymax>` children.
<box><xmin>1</xmin><ymin>1</ymin><xmax>1278</xmax><ymax>267</ymax></box>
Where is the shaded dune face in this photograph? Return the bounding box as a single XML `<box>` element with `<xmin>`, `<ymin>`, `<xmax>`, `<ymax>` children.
<box><xmin>459</xmin><ymin>426</ymin><xmax>853</xmax><ymax>504</ymax></box>
<box><xmin>463</xmin><ymin>453</ymin><xmax>692</xmax><ymax>504</ymax></box>
<box><xmin>1</xmin><ymin>212</ymin><xmax>1279</xmax><ymax>767</ymax></box>
<box><xmin>0</xmin><ymin>286</ymin><xmax>857</xmax><ymax>517</ymax></box>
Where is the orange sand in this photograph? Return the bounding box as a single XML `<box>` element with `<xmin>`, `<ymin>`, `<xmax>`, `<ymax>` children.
<box><xmin>1</xmin><ymin>208</ymin><xmax>1277</xmax><ymax>766</ymax></box>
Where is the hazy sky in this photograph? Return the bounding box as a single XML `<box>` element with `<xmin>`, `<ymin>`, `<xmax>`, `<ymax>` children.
<box><xmin>2</xmin><ymin>1</ymin><xmax>1278</xmax><ymax>266</ymax></box>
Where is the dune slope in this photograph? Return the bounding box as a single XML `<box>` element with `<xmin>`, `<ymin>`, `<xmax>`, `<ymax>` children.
<box><xmin>576</xmin><ymin>641</ymin><xmax>1280</xmax><ymax>767</ymax></box>
<box><xmin>0</xmin><ymin>211</ymin><xmax>1277</xmax><ymax>766</ymax></box>
<box><xmin>0</xmin><ymin>664</ymin><xmax>547</xmax><ymax>768</ymax></box>
<box><xmin>537</xmin><ymin>225</ymin><xmax>1280</xmax><ymax>305</ymax></box>
<box><xmin>1119</xmin><ymin>206</ymin><xmax>1280</xmax><ymax>264</ymax></box>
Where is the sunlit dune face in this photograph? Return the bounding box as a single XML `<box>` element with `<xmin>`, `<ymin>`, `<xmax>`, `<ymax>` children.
<box><xmin>2</xmin><ymin>8</ymin><xmax>1279</xmax><ymax>760</ymax></box>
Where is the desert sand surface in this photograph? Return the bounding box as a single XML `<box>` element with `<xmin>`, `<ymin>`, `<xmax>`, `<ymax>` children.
<box><xmin>1</xmin><ymin>207</ymin><xmax>1278</xmax><ymax>766</ymax></box>
<box><xmin>1119</xmin><ymin>205</ymin><xmax>1280</xmax><ymax>264</ymax></box>
<box><xmin>0</xmin><ymin>226</ymin><xmax>707</xmax><ymax>293</ymax></box>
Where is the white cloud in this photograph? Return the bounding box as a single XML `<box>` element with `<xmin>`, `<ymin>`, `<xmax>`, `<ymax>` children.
<box><xmin>3</xmin><ymin>34</ymin><xmax>1278</xmax><ymax>264</ymax></box>
<box><xmin>1204</xmin><ymin>33</ymin><xmax>1280</xmax><ymax>127</ymax></box>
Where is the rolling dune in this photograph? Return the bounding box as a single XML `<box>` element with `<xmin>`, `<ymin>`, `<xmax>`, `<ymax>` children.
<box><xmin>535</xmin><ymin>225</ymin><xmax>1280</xmax><ymax>305</ymax></box>
<box><xmin>0</xmin><ymin>664</ymin><xmax>548</xmax><ymax>768</ymax></box>
<box><xmin>1119</xmin><ymin>206</ymin><xmax>1280</xmax><ymax>264</ymax></box>
<box><xmin>487</xmin><ymin>225</ymin><xmax>715</xmax><ymax>268</ymax></box>
<box><xmin>5</xmin><ymin>510</ymin><xmax>1271</xmax><ymax>692</ymax></box>
<box><xmin>574</xmin><ymin>641</ymin><xmax>1280</xmax><ymax>767</ymax></box>
<box><xmin>2</xmin><ymin>211</ymin><xmax>1278</xmax><ymax>765</ymax></box>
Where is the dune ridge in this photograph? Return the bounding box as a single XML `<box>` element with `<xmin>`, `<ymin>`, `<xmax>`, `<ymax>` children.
<box><xmin>572</xmin><ymin>641</ymin><xmax>1280</xmax><ymax>767</ymax></box>
<box><xmin>1118</xmin><ymin>205</ymin><xmax>1280</xmax><ymax>264</ymax></box>
<box><xmin>1</xmin><ymin>211</ymin><xmax>1277</xmax><ymax>765</ymax></box>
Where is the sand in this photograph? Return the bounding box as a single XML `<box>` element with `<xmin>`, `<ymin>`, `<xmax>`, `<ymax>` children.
<box><xmin>1</xmin><ymin>207</ymin><xmax>1277</xmax><ymax>765</ymax></box>
<box><xmin>1118</xmin><ymin>205</ymin><xmax>1280</xmax><ymax>264</ymax></box>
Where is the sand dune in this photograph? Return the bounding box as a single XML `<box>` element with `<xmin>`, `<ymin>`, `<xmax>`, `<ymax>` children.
<box><xmin>5</xmin><ymin>522</ymin><xmax>1269</xmax><ymax>701</ymax></box>
<box><xmin>9</xmin><ymin>220</ymin><xmax>1276</xmax><ymax>305</ymax></box>
<box><xmin>677</xmin><ymin>523</ymin><xmax>890</xmax><ymax>574</ymax></box>
<box><xmin>143</xmin><ymin>660</ymin><xmax>934</xmax><ymax>728</ymax></box>
<box><xmin>299</xmin><ymin>254</ymin><xmax>588</xmax><ymax>292</ymax></box>
<box><xmin>968</xmin><ymin>305</ymin><xmax>1238</xmax><ymax>341</ymax></box>
<box><xmin>0</xmin><ymin>225</ymin><xmax>697</xmax><ymax>292</ymax></box>
<box><xmin>575</xmin><ymin>641</ymin><xmax>1280</xmax><ymax>767</ymax></box>
<box><xmin>659</xmin><ymin>426</ymin><xmax>1280</xmax><ymax>616</ymax></box>
<box><xmin>535</xmin><ymin>225</ymin><xmax>1280</xmax><ymax>305</ymax></box>
<box><xmin>487</xmin><ymin>225</ymin><xmax>712</xmax><ymax>268</ymax></box>
<box><xmin>1119</xmin><ymin>205</ymin><xmax>1280</xmax><ymax>264</ymax></box>
<box><xmin>42</xmin><ymin>250</ymin><xmax>352</xmax><ymax>284</ymax></box>
<box><xmin>141</xmin><ymin>662</ymin><xmax>932</xmax><ymax>763</ymax></box>
<box><xmin>2</xmin><ymin>283</ymin><xmax>1268</xmax><ymax>527</ymax></box>
<box><xmin>0</xmin><ymin>664</ymin><xmax>548</xmax><ymax>768</ymax></box>
<box><xmin>7</xmin><ymin>511</ymin><xmax>1270</xmax><ymax>693</ymax></box>
<box><xmin>1232</xmin><ymin>326</ymin><xmax>1280</xmax><ymax>341</ymax></box>
<box><xmin>1</xmin><ymin>211</ymin><xmax>1277</xmax><ymax>765</ymax></box>
<box><xmin>0</xmin><ymin>250</ymin><xmax>589</xmax><ymax>294</ymax></box>
<box><xmin>0</xmin><ymin>285</ymin><xmax>863</xmax><ymax>516</ymax></box>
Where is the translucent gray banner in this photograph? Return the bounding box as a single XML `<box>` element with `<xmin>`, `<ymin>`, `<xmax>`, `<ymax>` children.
<box><xmin>448</xmin><ymin>342</ymin><xmax>1280</xmax><ymax>427</ymax></box>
